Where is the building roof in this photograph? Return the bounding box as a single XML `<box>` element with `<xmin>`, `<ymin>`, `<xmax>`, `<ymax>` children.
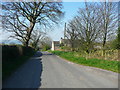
<box><xmin>53</xmin><ymin>41</ymin><xmax>60</xmax><ymax>44</ymax></box>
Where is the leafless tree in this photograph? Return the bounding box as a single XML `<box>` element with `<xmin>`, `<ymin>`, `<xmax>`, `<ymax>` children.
<box><xmin>99</xmin><ymin>1</ymin><xmax>118</xmax><ymax>49</ymax></box>
<box><xmin>30</xmin><ymin>29</ymin><xmax>46</xmax><ymax>49</ymax></box>
<box><xmin>66</xmin><ymin>2</ymin><xmax>102</xmax><ymax>53</ymax></box>
<box><xmin>39</xmin><ymin>36</ymin><xmax>52</xmax><ymax>50</ymax></box>
<box><xmin>2</xmin><ymin>2</ymin><xmax>63</xmax><ymax>47</ymax></box>
<box><xmin>65</xmin><ymin>20</ymin><xmax>79</xmax><ymax>51</ymax></box>
<box><xmin>65</xmin><ymin>2</ymin><xmax>117</xmax><ymax>54</ymax></box>
<box><xmin>98</xmin><ymin>1</ymin><xmax>118</xmax><ymax>55</ymax></box>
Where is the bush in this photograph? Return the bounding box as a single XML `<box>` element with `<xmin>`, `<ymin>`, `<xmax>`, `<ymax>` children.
<box><xmin>2</xmin><ymin>45</ymin><xmax>35</xmax><ymax>80</ymax></box>
<box><xmin>42</xmin><ymin>44</ymin><xmax>51</xmax><ymax>51</ymax></box>
<box><xmin>2</xmin><ymin>45</ymin><xmax>34</xmax><ymax>62</ymax></box>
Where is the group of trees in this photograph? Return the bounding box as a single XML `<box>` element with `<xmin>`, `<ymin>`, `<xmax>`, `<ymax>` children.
<box><xmin>2</xmin><ymin>2</ymin><xmax>64</xmax><ymax>48</ymax></box>
<box><xmin>65</xmin><ymin>2</ymin><xmax>118</xmax><ymax>53</ymax></box>
<box><xmin>1</xmin><ymin>1</ymin><xmax>119</xmax><ymax>52</ymax></box>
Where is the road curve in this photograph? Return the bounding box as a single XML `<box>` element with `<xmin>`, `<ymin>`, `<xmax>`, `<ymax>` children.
<box><xmin>3</xmin><ymin>51</ymin><xmax>118</xmax><ymax>88</ymax></box>
<box><xmin>40</xmin><ymin>51</ymin><xmax>118</xmax><ymax>88</ymax></box>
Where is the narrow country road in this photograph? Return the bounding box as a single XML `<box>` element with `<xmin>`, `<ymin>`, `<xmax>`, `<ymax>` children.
<box><xmin>3</xmin><ymin>51</ymin><xmax>118</xmax><ymax>88</ymax></box>
<box><xmin>40</xmin><ymin>52</ymin><xmax>118</xmax><ymax>88</ymax></box>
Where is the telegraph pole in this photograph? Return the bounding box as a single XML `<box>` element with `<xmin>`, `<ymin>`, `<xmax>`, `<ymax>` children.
<box><xmin>64</xmin><ymin>23</ymin><xmax>66</xmax><ymax>39</ymax></box>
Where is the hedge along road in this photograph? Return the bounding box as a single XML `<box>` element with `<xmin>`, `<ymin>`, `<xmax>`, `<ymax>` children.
<box><xmin>3</xmin><ymin>51</ymin><xmax>118</xmax><ymax>88</ymax></box>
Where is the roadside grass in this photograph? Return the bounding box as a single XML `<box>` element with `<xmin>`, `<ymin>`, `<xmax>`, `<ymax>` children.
<box><xmin>2</xmin><ymin>45</ymin><xmax>36</xmax><ymax>80</ymax></box>
<box><xmin>49</xmin><ymin>51</ymin><xmax>119</xmax><ymax>73</ymax></box>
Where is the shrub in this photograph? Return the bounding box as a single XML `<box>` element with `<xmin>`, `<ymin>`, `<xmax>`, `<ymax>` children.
<box><xmin>2</xmin><ymin>45</ymin><xmax>34</xmax><ymax>62</ymax></box>
<box><xmin>2</xmin><ymin>45</ymin><xmax>35</xmax><ymax>80</ymax></box>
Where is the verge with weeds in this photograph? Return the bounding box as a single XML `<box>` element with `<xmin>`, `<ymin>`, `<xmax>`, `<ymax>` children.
<box><xmin>49</xmin><ymin>50</ymin><xmax>119</xmax><ymax>73</ymax></box>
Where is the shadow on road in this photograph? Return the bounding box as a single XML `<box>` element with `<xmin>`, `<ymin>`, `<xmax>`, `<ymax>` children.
<box><xmin>42</xmin><ymin>53</ymin><xmax>53</xmax><ymax>55</ymax></box>
<box><xmin>2</xmin><ymin>51</ymin><xmax>43</xmax><ymax>89</ymax></box>
<box><xmin>41</xmin><ymin>52</ymin><xmax>53</xmax><ymax>55</ymax></box>
<box><xmin>31</xmin><ymin>51</ymin><xmax>43</xmax><ymax>88</ymax></box>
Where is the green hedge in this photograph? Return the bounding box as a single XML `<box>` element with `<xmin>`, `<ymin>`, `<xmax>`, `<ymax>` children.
<box><xmin>2</xmin><ymin>45</ymin><xmax>35</xmax><ymax>62</ymax></box>
<box><xmin>2</xmin><ymin>45</ymin><xmax>36</xmax><ymax>80</ymax></box>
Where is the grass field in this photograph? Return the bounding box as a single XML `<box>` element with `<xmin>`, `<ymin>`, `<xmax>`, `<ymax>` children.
<box><xmin>49</xmin><ymin>51</ymin><xmax>119</xmax><ymax>73</ymax></box>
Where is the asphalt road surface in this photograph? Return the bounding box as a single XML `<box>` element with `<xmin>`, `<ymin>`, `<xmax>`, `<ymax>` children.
<box><xmin>3</xmin><ymin>51</ymin><xmax>118</xmax><ymax>88</ymax></box>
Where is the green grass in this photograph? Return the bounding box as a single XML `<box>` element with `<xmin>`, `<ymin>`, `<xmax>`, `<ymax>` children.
<box><xmin>49</xmin><ymin>51</ymin><xmax>119</xmax><ymax>73</ymax></box>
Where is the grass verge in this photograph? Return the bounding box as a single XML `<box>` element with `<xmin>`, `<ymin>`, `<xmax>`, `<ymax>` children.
<box><xmin>49</xmin><ymin>50</ymin><xmax>119</xmax><ymax>73</ymax></box>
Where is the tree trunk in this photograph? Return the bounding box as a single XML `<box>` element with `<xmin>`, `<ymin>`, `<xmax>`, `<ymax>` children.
<box><xmin>25</xmin><ymin>40</ymin><xmax>29</xmax><ymax>47</ymax></box>
<box><xmin>25</xmin><ymin>22</ymin><xmax>35</xmax><ymax>47</ymax></box>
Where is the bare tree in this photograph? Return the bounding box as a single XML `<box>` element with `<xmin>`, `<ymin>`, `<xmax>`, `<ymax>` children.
<box><xmin>30</xmin><ymin>29</ymin><xmax>46</xmax><ymax>49</ymax></box>
<box><xmin>97</xmin><ymin>1</ymin><xmax>118</xmax><ymax>56</ymax></box>
<box><xmin>99</xmin><ymin>2</ymin><xmax>118</xmax><ymax>49</ymax></box>
<box><xmin>64</xmin><ymin>2</ymin><xmax>117</xmax><ymax>53</ymax></box>
<box><xmin>74</xmin><ymin>2</ymin><xmax>102</xmax><ymax>53</ymax></box>
<box><xmin>65</xmin><ymin>20</ymin><xmax>79</xmax><ymax>51</ymax></box>
<box><xmin>40</xmin><ymin>36</ymin><xmax>52</xmax><ymax>50</ymax></box>
<box><xmin>2</xmin><ymin>2</ymin><xmax>63</xmax><ymax>47</ymax></box>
